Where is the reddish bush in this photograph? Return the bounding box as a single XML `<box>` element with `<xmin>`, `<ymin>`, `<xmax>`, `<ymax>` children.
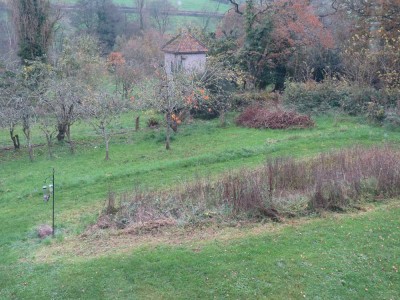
<box><xmin>236</xmin><ymin>106</ymin><xmax>314</xmax><ymax>129</ymax></box>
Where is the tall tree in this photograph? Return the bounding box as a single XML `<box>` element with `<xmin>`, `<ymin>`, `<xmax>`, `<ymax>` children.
<box><xmin>11</xmin><ymin>0</ymin><xmax>60</xmax><ymax>63</ymax></box>
<box><xmin>222</xmin><ymin>0</ymin><xmax>334</xmax><ymax>90</ymax></box>
<box><xmin>135</xmin><ymin>0</ymin><xmax>146</xmax><ymax>31</ymax></box>
<box><xmin>148</xmin><ymin>0</ymin><xmax>173</xmax><ymax>35</ymax></box>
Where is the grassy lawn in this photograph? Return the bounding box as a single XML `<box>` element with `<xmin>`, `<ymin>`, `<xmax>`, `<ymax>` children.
<box><xmin>0</xmin><ymin>114</ymin><xmax>399</xmax><ymax>298</ymax></box>
<box><xmin>0</xmin><ymin>202</ymin><xmax>399</xmax><ymax>299</ymax></box>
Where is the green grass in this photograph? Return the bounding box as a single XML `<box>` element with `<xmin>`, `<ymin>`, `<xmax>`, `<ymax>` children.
<box><xmin>1</xmin><ymin>202</ymin><xmax>399</xmax><ymax>299</ymax></box>
<box><xmin>1</xmin><ymin>113</ymin><xmax>400</xmax><ymax>298</ymax></box>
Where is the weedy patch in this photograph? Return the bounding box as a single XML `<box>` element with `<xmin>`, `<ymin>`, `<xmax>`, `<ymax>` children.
<box><xmin>91</xmin><ymin>145</ymin><xmax>400</xmax><ymax>236</ymax></box>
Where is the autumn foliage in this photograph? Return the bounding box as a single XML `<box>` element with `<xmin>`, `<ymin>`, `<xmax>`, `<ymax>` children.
<box><xmin>215</xmin><ymin>0</ymin><xmax>334</xmax><ymax>89</ymax></box>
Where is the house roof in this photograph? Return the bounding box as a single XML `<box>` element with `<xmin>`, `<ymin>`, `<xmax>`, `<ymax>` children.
<box><xmin>162</xmin><ymin>32</ymin><xmax>208</xmax><ymax>54</ymax></box>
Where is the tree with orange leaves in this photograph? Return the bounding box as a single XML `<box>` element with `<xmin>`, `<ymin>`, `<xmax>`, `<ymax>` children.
<box><xmin>221</xmin><ymin>0</ymin><xmax>334</xmax><ymax>90</ymax></box>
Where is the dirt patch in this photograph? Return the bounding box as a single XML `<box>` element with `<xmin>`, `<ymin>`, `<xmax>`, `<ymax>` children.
<box><xmin>32</xmin><ymin>202</ymin><xmax>399</xmax><ymax>263</ymax></box>
<box><xmin>33</xmin><ymin>220</ymin><xmax>284</xmax><ymax>263</ymax></box>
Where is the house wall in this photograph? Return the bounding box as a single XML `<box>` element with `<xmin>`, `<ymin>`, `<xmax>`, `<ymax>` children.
<box><xmin>164</xmin><ymin>53</ymin><xmax>207</xmax><ymax>75</ymax></box>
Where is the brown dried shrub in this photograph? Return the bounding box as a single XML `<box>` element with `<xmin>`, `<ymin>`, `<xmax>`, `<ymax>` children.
<box><xmin>236</xmin><ymin>106</ymin><xmax>314</xmax><ymax>129</ymax></box>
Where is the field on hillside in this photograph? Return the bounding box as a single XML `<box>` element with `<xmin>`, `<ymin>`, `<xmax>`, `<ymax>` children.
<box><xmin>1</xmin><ymin>113</ymin><xmax>400</xmax><ymax>298</ymax></box>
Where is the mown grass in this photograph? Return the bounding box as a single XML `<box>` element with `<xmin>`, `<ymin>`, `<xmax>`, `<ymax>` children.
<box><xmin>1</xmin><ymin>113</ymin><xmax>400</xmax><ymax>298</ymax></box>
<box><xmin>0</xmin><ymin>202</ymin><xmax>399</xmax><ymax>299</ymax></box>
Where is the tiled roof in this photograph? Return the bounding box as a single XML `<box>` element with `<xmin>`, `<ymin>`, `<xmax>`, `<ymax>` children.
<box><xmin>162</xmin><ymin>32</ymin><xmax>208</xmax><ymax>54</ymax></box>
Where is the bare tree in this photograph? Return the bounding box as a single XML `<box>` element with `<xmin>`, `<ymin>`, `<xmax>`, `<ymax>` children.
<box><xmin>135</xmin><ymin>0</ymin><xmax>146</xmax><ymax>31</ymax></box>
<box><xmin>0</xmin><ymin>84</ymin><xmax>35</xmax><ymax>160</ymax></box>
<box><xmin>0</xmin><ymin>68</ymin><xmax>21</xmax><ymax>150</ymax></box>
<box><xmin>136</xmin><ymin>67</ymin><xmax>197</xmax><ymax>150</ymax></box>
<box><xmin>82</xmin><ymin>91</ymin><xmax>125</xmax><ymax>160</ymax></box>
<box><xmin>0</xmin><ymin>96</ymin><xmax>21</xmax><ymax>150</ymax></box>
<box><xmin>48</xmin><ymin>34</ymin><xmax>104</xmax><ymax>146</ymax></box>
<box><xmin>148</xmin><ymin>0</ymin><xmax>172</xmax><ymax>35</ymax></box>
<box><xmin>36</xmin><ymin>110</ymin><xmax>57</xmax><ymax>158</ymax></box>
<box><xmin>41</xmin><ymin>76</ymin><xmax>86</xmax><ymax>153</ymax></box>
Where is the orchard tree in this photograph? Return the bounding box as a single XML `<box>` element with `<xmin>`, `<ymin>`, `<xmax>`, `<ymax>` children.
<box><xmin>0</xmin><ymin>60</ymin><xmax>45</xmax><ymax>161</ymax></box>
<box><xmin>0</xmin><ymin>67</ymin><xmax>21</xmax><ymax>150</ymax></box>
<box><xmin>48</xmin><ymin>34</ymin><xmax>105</xmax><ymax>145</ymax></box>
<box><xmin>82</xmin><ymin>91</ymin><xmax>125</xmax><ymax>160</ymax></box>
<box><xmin>41</xmin><ymin>76</ymin><xmax>86</xmax><ymax>153</ymax></box>
<box><xmin>136</xmin><ymin>68</ymin><xmax>195</xmax><ymax>150</ymax></box>
<box><xmin>35</xmin><ymin>105</ymin><xmax>57</xmax><ymax>158</ymax></box>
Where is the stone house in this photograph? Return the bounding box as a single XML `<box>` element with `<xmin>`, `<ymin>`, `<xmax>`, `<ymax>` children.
<box><xmin>161</xmin><ymin>32</ymin><xmax>208</xmax><ymax>75</ymax></box>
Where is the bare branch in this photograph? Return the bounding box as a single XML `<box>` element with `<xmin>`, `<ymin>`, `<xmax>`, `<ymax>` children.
<box><xmin>228</xmin><ymin>0</ymin><xmax>243</xmax><ymax>15</ymax></box>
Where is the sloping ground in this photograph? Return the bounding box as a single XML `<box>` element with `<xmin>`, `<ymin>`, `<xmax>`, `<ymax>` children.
<box><xmin>0</xmin><ymin>202</ymin><xmax>399</xmax><ymax>299</ymax></box>
<box><xmin>1</xmin><ymin>115</ymin><xmax>400</xmax><ymax>298</ymax></box>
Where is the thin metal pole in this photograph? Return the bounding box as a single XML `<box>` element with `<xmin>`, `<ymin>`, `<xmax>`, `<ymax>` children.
<box><xmin>52</xmin><ymin>168</ymin><xmax>55</xmax><ymax>238</ymax></box>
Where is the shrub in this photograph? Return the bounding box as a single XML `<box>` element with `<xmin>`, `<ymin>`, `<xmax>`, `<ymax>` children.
<box><xmin>283</xmin><ymin>79</ymin><xmax>400</xmax><ymax>116</ymax></box>
<box><xmin>190</xmin><ymin>106</ymin><xmax>219</xmax><ymax>120</ymax></box>
<box><xmin>146</xmin><ymin>117</ymin><xmax>160</xmax><ymax>128</ymax></box>
<box><xmin>236</xmin><ymin>106</ymin><xmax>314</xmax><ymax>129</ymax></box>
<box><xmin>384</xmin><ymin>109</ymin><xmax>400</xmax><ymax>130</ymax></box>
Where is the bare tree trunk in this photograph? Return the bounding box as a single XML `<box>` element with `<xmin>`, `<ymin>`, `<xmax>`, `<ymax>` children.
<box><xmin>9</xmin><ymin>126</ymin><xmax>20</xmax><ymax>150</ymax></box>
<box><xmin>135</xmin><ymin>116</ymin><xmax>140</xmax><ymax>131</ymax></box>
<box><xmin>368</xmin><ymin>3</ymin><xmax>382</xmax><ymax>52</ymax></box>
<box><xmin>165</xmin><ymin>112</ymin><xmax>171</xmax><ymax>150</ymax></box>
<box><xmin>45</xmin><ymin>133</ymin><xmax>53</xmax><ymax>159</ymax></box>
<box><xmin>136</xmin><ymin>0</ymin><xmax>145</xmax><ymax>31</ymax></box>
<box><xmin>102</xmin><ymin>127</ymin><xmax>110</xmax><ymax>160</ymax></box>
<box><xmin>23</xmin><ymin>127</ymin><xmax>33</xmax><ymax>162</ymax></box>
<box><xmin>57</xmin><ymin>122</ymin><xmax>67</xmax><ymax>141</ymax></box>
<box><xmin>219</xmin><ymin>110</ymin><xmax>226</xmax><ymax>127</ymax></box>
<box><xmin>66</xmin><ymin>124</ymin><xmax>74</xmax><ymax>154</ymax></box>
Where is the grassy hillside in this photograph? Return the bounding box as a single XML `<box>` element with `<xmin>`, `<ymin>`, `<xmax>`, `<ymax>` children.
<box><xmin>1</xmin><ymin>113</ymin><xmax>400</xmax><ymax>298</ymax></box>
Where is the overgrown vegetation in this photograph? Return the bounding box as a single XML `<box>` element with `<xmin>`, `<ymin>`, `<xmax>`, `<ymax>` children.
<box><xmin>97</xmin><ymin>146</ymin><xmax>400</xmax><ymax>231</ymax></box>
<box><xmin>284</xmin><ymin>79</ymin><xmax>400</xmax><ymax>120</ymax></box>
